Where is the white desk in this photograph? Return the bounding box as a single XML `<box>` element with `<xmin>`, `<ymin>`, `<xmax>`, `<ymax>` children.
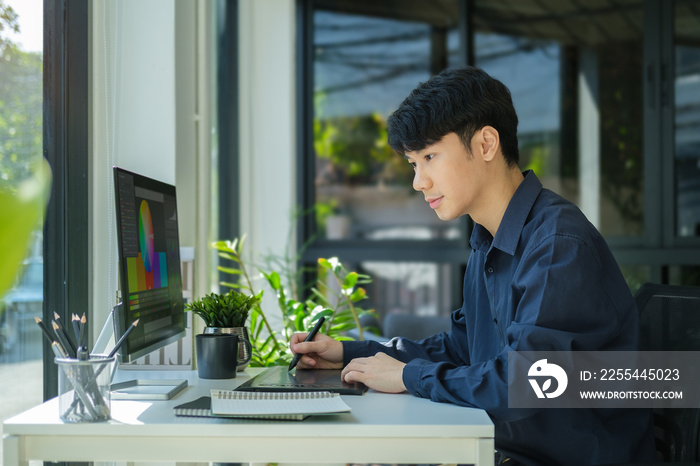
<box><xmin>3</xmin><ymin>368</ymin><xmax>494</xmax><ymax>465</ymax></box>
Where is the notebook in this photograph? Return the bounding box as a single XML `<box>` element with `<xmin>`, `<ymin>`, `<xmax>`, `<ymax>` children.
<box><xmin>173</xmin><ymin>391</ymin><xmax>352</xmax><ymax>421</ymax></box>
<box><xmin>174</xmin><ymin>396</ymin><xmax>214</xmax><ymax>418</ymax></box>
<box><xmin>235</xmin><ymin>366</ymin><xmax>368</xmax><ymax>395</ymax></box>
<box><xmin>211</xmin><ymin>389</ymin><xmax>350</xmax><ymax>420</ymax></box>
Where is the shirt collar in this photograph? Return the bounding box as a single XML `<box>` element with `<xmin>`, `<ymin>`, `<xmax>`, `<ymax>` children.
<box><xmin>469</xmin><ymin>170</ymin><xmax>543</xmax><ymax>256</ymax></box>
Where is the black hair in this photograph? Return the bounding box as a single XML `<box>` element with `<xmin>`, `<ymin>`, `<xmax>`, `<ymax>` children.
<box><xmin>387</xmin><ymin>66</ymin><xmax>520</xmax><ymax>167</ymax></box>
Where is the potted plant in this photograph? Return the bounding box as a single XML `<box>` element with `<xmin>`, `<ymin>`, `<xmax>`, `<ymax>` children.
<box><xmin>186</xmin><ymin>289</ymin><xmax>259</xmax><ymax>371</ymax></box>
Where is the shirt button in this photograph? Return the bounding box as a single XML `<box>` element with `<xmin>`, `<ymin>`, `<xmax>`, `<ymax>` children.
<box><xmin>487</xmin><ymin>266</ymin><xmax>494</xmax><ymax>273</ymax></box>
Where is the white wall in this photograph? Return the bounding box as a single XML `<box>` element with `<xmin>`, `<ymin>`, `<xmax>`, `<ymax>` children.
<box><xmin>238</xmin><ymin>0</ymin><xmax>297</xmax><ymax>273</ymax></box>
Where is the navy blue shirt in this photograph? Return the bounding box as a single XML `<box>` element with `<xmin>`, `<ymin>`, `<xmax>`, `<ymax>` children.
<box><xmin>343</xmin><ymin>171</ymin><xmax>655</xmax><ymax>465</ymax></box>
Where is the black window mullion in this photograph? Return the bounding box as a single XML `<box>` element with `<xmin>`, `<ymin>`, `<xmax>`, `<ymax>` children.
<box><xmin>297</xmin><ymin>0</ymin><xmax>316</xmax><ymax>252</ymax></box>
<box><xmin>660</xmin><ymin>0</ymin><xmax>675</xmax><ymax>248</ymax></box>
<box><xmin>461</xmin><ymin>0</ymin><xmax>474</xmax><ymax>67</ymax></box>
<box><xmin>297</xmin><ymin>0</ymin><xmax>317</xmax><ymax>292</ymax></box>
<box><xmin>43</xmin><ymin>0</ymin><xmax>88</xmax><ymax>401</ymax></box>
<box><xmin>217</xmin><ymin>0</ymin><xmax>240</xmax><ymax>290</ymax></box>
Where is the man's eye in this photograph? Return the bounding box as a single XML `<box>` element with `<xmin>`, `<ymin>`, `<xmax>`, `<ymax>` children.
<box><xmin>408</xmin><ymin>162</ymin><xmax>416</xmax><ymax>169</ymax></box>
<box><xmin>425</xmin><ymin>154</ymin><xmax>434</xmax><ymax>161</ymax></box>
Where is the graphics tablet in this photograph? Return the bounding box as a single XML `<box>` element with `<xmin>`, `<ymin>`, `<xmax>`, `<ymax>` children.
<box><xmin>235</xmin><ymin>366</ymin><xmax>368</xmax><ymax>395</ymax></box>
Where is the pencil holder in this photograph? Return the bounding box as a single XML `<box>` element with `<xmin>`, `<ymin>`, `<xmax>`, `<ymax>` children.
<box><xmin>55</xmin><ymin>356</ymin><xmax>115</xmax><ymax>423</ymax></box>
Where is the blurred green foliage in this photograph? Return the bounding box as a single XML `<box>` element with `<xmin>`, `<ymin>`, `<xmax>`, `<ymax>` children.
<box><xmin>0</xmin><ymin>2</ymin><xmax>43</xmax><ymax>185</ymax></box>
<box><xmin>0</xmin><ymin>158</ymin><xmax>51</xmax><ymax>297</ymax></box>
<box><xmin>0</xmin><ymin>1</ymin><xmax>47</xmax><ymax>298</ymax></box>
<box><xmin>314</xmin><ymin>94</ymin><xmax>412</xmax><ymax>187</ymax></box>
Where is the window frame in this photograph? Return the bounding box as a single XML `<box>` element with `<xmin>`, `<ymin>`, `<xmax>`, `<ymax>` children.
<box><xmin>43</xmin><ymin>0</ymin><xmax>89</xmax><ymax>400</ymax></box>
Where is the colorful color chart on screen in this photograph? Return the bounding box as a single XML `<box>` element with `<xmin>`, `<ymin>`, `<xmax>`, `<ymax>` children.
<box><xmin>127</xmin><ymin>200</ymin><xmax>169</xmax><ymax>293</ymax></box>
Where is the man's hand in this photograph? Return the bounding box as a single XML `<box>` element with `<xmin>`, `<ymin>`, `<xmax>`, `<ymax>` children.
<box><xmin>289</xmin><ymin>332</ymin><xmax>343</xmax><ymax>370</ymax></box>
<box><xmin>341</xmin><ymin>352</ymin><xmax>407</xmax><ymax>393</ymax></box>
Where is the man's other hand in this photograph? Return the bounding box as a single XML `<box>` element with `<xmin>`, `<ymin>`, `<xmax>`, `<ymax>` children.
<box><xmin>341</xmin><ymin>352</ymin><xmax>407</xmax><ymax>393</ymax></box>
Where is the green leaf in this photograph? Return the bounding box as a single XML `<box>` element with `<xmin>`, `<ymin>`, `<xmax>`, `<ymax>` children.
<box><xmin>310</xmin><ymin>288</ymin><xmax>331</xmax><ymax>307</ymax></box>
<box><xmin>265</xmin><ymin>271</ymin><xmax>281</xmax><ymax>290</ymax></box>
<box><xmin>212</xmin><ymin>240</ymin><xmax>233</xmax><ymax>252</ymax></box>
<box><xmin>220</xmin><ymin>281</ymin><xmax>247</xmax><ymax>290</ymax></box>
<box><xmin>343</xmin><ymin>271</ymin><xmax>358</xmax><ymax>289</ymax></box>
<box><xmin>0</xmin><ymin>158</ymin><xmax>51</xmax><ymax>297</ymax></box>
<box><xmin>350</xmin><ymin>287</ymin><xmax>367</xmax><ymax>302</ymax></box>
<box><xmin>313</xmin><ymin>308</ymin><xmax>334</xmax><ymax>320</ymax></box>
<box><xmin>329</xmin><ymin>323</ymin><xmax>355</xmax><ymax>332</ymax></box>
<box><xmin>329</xmin><ymin>313</ymin><xmax>353</xmax><ymax>324</ymax></box>
<box><xmin>336</xmin><ymin>335</ymin><xmax>355</xmax><ymax>341</ymax></box>
<box><xmin>291</xmin><ymin>312</ymin><xmax>304</xmax><ymax>330</ymax></box>
<box><xmin>217</xmin><ymin>252</ymin><xmax>240</xmax><ymax>262</ymax></box>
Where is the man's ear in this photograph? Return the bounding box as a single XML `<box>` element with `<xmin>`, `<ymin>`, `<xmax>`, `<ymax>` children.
<box><xmin>478</xmin><ymin>126</ymin><xmax>500</xmax><ymax>162</ymax></box>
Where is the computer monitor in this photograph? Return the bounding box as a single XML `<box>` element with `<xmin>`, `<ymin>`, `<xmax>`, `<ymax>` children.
<box><xmin>96</xmin><ymin>167</ymin><xmax>189</xmax><ymax>400</ymax></box>
<box><xmin>112</xmin><ymin>167</ymin><xmax>187</xmax><ymax>363</ymax></box>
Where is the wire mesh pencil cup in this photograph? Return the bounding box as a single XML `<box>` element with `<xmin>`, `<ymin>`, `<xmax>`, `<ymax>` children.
<box><xmin>55</xmin><ymin>356</ymin><xmax>115</xmax><ymax>422</ymax></box>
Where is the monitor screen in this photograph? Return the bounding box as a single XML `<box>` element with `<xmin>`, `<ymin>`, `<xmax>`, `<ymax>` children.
<box><xmin>113</xmin><ymin>167</ymin><xmax>186</xmax><ymax>363</ymax></box>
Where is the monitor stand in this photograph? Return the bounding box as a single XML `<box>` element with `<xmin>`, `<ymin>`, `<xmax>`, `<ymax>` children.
<box><xmin>93</xmin><ymin>305</ymin><xmax>187</xmax><ymax>400</ymax></box>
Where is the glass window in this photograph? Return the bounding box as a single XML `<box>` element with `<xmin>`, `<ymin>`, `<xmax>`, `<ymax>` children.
<box><xmin>0</xmin><ymin>0</ymin><xmax>44</xmax><ymax>447</ymax></box>
<box><xmin>473</xmin><ymin>0</ymin><xmax>644</xmax><ymax>237</ymax></box>
<box><xmin>306</xmin><ymin>1</ymin><xmax>466</xmax><ymax>327</ymax></box>
<box><xmin>668</xmin><ymin>265</ymin><xmax>700</xmax><ymax>287</ymax></box>
<box><xmin>619</xmin><ymin>264</ymin><xmax>650</xmax><ymax>294</ymax></box>
<box><xmin>674</xmin><ymin>0</ymin><xmax>700</xmax><ymax>238</ymax></box>
<box><xmin>340</xmin><ymin>260</ymin><xmax>462</xmax><ymax>336</ymax></box>
<box><xmin>312</xmin><ymin>1</ymin><xmax>463</xmax><ymax>242</ymax></box>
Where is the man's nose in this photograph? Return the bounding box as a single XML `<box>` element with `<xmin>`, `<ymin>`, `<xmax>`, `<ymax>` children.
<box><xmin>413</xmin><ymin>167</ymin><xmax>430</xmax><ymax>192</ymax></box>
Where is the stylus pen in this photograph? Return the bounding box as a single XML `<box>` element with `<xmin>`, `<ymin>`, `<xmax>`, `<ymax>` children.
<box><xmin>288</xmin><ymin>316</ymin><xmax>325</xmax><ymax>372</ymax></box>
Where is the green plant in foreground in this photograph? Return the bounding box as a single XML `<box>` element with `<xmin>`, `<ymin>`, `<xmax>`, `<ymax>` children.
<box><xmin>185</xmin><ymin>289</ymin><xmax>261</xmax><ymax>328</ymax></box>
<box><xmin>0</xmin><ymin>158</ymin><xmax>51</xmax><ymax>298</ymax></box>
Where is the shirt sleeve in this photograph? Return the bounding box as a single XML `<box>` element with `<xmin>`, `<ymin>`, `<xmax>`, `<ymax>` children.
<box><xmin>342</xmin><ymin>307</ymin><xmax>471</xmax><ymax>369</ymax></box>
<box><xmin>398</xmin><ymin>232</ymin><xmax>638</xmax><ymax>422</ymax></box>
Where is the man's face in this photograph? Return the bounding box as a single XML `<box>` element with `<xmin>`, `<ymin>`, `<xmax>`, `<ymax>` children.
<box><xmin>404</xmin><ymin>132</ymin><xmax>487</xmax><ymax>221</ymax></box>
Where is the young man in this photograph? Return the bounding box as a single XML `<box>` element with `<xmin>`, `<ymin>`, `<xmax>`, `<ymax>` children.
<box><xmin>291</xmin><ymin>67</ymin><xmax>655</xmax><ymax>465</ymax></box>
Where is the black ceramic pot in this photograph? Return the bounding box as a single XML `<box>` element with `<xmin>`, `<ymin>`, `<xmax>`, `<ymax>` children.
<box><xmin>195</xmin><ymin>333</ymin><xmax>238</xmax><ymax>379</ymax></box>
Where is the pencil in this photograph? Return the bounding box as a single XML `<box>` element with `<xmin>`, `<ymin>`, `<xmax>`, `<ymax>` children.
<box><xmin>34</xmin><ymin>316</ymin><xmax>55</xmax><ymax>345</ymax></box>
<box><xmin>72</xmin><ymin>314</ymin><xmax>81</xmax><ymax>348</ymax></box>
<box><xmin>108</xmin><ymin>319</ymin><xmax>140</xmax><ymax>358</ymax></box>
<box><xmin>54</xmin><ymin>312</ymin><xmax>77</xmax><ymax>355</ymax></box>
<box><xmin>51</xmin><ymin>340</ymin><xmax>69</xmax><ymax>359</ymax></box>
<box><xmin>52</xmin><ymin>320</ymin><xmax>76</xmax><ymax>358</ymax></box>
<box><xmin>76</xmin><ymin>314</ymin><xmax>88</xmax><ymax>360</ymax></box>
<box><xmin>79</xmin><ymin>313</ymin><xmax>87</xmax><ymax>351</ymax></box>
